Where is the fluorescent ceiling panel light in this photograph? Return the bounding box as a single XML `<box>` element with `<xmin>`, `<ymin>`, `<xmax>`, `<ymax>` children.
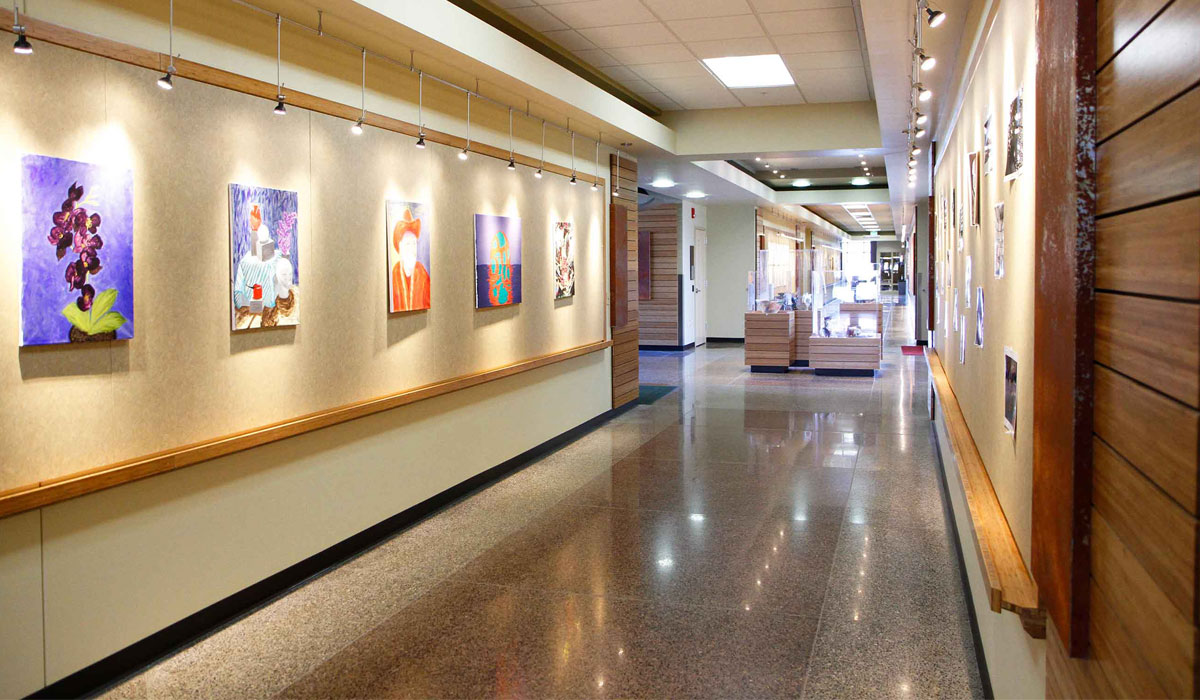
<box><xmin>650</xmin><ymin>178</ymin><xmax>676</xmax><ymax>188</ymax></box>
<box><xmin>684</xmin><ymin>190</ymin><xmax>707</xmax><ymax>198</ymax></box>
<box><xmin>702</xmin><ymin>54</ymin><xmax>793</xmax><ymax>89</ymax></box>
<box><xmin>850</xmin><ymin>177</ymin><xmax>870</xmax><ymax>186</ymax></box>
<box><xmin>792</xmin><ymin>179</ymin><xmax>811</xmax><ymax>187</ymax></box>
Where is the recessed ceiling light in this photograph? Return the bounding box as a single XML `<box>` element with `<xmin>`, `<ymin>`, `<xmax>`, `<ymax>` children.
<box><xmin>684</xmin><ymin>190</ymin><xmax>707</xmax><ymax>198</ymax></box>
<box><xmin>754</xmin><ymin>156</ymin><xmax>762</xmax><ymax>161</ymax></box>
<box><xmin>850</xmin><ymin>177</ymin><xmax>870</xmax><ymax>186</ymax></box>
<box><xmin>651</xmin><ymin>178</ymin><xmax>676</xmax><ymax>188</ymax></box>
<box><xmin>702</xmin><ymin>54</ymin><xmax>794</xmax><ymax>88</ymax></box>
<box><xmin>793</xmin><ymin>179</ymin><xmax>811</xmax><ymax>187</ymax></box>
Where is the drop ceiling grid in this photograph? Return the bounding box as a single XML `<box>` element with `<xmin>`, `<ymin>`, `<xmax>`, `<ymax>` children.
<box><xmin>494</xmin><ymin>0</ymin><xmax>873</xmax><ymax>110</ymax></box>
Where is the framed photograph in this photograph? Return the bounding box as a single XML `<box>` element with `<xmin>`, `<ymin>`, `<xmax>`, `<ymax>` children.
<box><xmin>953</xmin><ymin>289</ymin><xmax>960</xmax><ymax>332</ymax></box>
<box><xmin>968</xmin><ymin>151</ymin><xmax>981</xmax><ymax>226</ymax></box>
<box><xmin>1005</xmin><ymin>86</ymin><xmax>1025</xmax><ymax>180</ymax></box>
<box><xmin>959</xmin><ymin>316</ymin><xmax>967</xmax><ymax>364</ymax></box>
<box><xmin>983</xmin><ymin>114</ymin><xmax>994</xmax><ymax>175</ymax></box>
<box><xmin>1004</xmin><ymin>347</ymin><xmax>1019</xmax><ymax>435</ymax></box>
<box><xmin>964</xmin><ymin>256</ymin><xmax>972</xmax><ymax>308</ymax></box>
<box><xmin>994</xmin><ymin>202</ymin><xmax>1006</xmax><ymax>279</ymax></box>
<box><xmin>975</xmin><ymin>287</ymin><xmax>985</xmax><ymax>347</ymax></box>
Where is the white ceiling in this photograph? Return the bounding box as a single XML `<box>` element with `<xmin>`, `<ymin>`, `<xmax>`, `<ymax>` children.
<box><xmin>490</xmin><ymin>0</ymin><xmax>874</xmax><ymax>110</ymax></box>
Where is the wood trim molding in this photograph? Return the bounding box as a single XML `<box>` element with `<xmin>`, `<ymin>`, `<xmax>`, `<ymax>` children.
<box><xmin>1033</xmin><ymin>0</ymin><xmax>1098</xmax><ymax>657</ymax></box>
<box><xmin>927</xmin><ymin>348</ymin><xmax>1046</xmax><ymax>638</ymax></box>
<box><xmin>2</xmin><ymin>17</ymin><xmax>603</xmax><ymax>186</ymax></box>
<box><xmin>0</xmin><ymin>339</ymin><xmax>611</xmax><ymax>519</ymax></box>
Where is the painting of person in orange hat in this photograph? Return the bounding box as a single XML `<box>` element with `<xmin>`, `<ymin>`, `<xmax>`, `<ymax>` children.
<box><xmin>387</xmin><ymin>202</ymin><xmax>431</xmax><ymax>312</ymax></box>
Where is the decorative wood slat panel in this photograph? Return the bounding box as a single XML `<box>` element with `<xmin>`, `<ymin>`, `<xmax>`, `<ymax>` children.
<box><xmin>1093</xmin><ymin>363</ymin><xmax>1199</xmax><ymax>513</ymax></box>
<box><xmin>638</xmin><ymin>203</ymin><xmax>680</xmax><ymax>347</ymax></box>
<box><xmin>1093</xmin><ymin>437</ymin><xmax>1196</xmax><ymax>620</ymax></box>
<box><xmin>1094</xmin><ymin>292</ymin><xmax>1200</xmax><ymax>407</ymax></box>
<box><xmin>1096</xmin><ymin>0</ymin><xmax>1200</xmax><ymax>141</ymax></box>
<box><xmin>1095</xmin><ymin>196</ymin><xmax>1200</xmax><ymax>299</ymax></box>
<box><xmin>1090</xmin><ymin>508</ymin><xmax>1195</xmax><ymax>697</ymax></box>
<box><xmin>610</xmin><ymin>154</ymin><xmax>639</xmax><ymax>408</ymax></box>
<box><xmin>1097</xmin><ymin>0</ymin><xmax>1175</xmax><ymax>66</ymax></box>
<box><xmin>1096</xmin><ymin>86</ymin><xmax>1200</xmax><ymax>215</ymax></box>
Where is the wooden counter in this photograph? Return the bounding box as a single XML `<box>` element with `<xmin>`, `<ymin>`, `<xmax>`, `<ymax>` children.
<box><xmin>744</xmin><ymin>312</ymin><xmax>794</xmax><ymax>372</ymax></box>
<box><xmin>792</xmin><ymin>310</ymin><xmax>813</xmax><ymax>366</ymax></box>
<box><xmin>809</xmin><ymin>334</ymin><xmax>881</xmax><ymax>374</ymax></box>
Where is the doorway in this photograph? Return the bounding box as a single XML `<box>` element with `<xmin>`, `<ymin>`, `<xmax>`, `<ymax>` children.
<box><xmin>694</xmin><ymin>227</ymin><xmax>707</xmax><ymax>346</ymax></box>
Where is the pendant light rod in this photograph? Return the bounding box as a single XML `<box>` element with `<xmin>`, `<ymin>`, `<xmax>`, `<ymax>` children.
<box><xmin>226</xmin><ymin>0</ymin><xmax>610</xmax><ymax>151</ymax></box>
<box><xmin>417</xmin><ymin>70</ymin><xmax>423</xmax><ymax>132</ymax></box>
<box><xmin>508</xmin><ymin>107</ymin><xmax>513</xmax><ymax>159</ymax></box>
<box><xmin>359</xmin><ymin>47</ymin><xmax>366</xmax><ymax>122</ymax></box>
<box><xmin>167</xmin><ymin>0</ymin><xmax>174</xmax><ymax>70</ymax></box>
<box><xmin>275</xmin><ymin>13</ymin><xmax>282</xmax><ymax>96</ymax></box>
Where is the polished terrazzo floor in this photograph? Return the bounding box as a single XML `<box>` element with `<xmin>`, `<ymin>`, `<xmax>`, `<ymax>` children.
<box><xmin>105</xmin><ymin>301</ymin><xmax>983</xmax><ymax>699</ymax></box>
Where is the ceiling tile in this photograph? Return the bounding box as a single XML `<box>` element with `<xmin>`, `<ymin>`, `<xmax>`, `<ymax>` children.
<box><xmin>542</xmin><ymin>0</ymin><xmax>657</xmax><ymax>28</ymax></box>
<box><xmin>542</xmin><ymin>29</ymin><xmax>597</xmax><ymax>51</ymax></box>
<box><xmin>666</xmin><ymin>15</ymin><xmax>764</xmax><ymax>42</ymax></box>
<box><xmin>647</xmin><ymin>74</ymin><xmax>729</xmax><ymax>95</ymax></box>
<box><xmin>792</xmin><ymin>67</ymin><xmax>869</xmax><ymax>102</ymax></box>
<box><xmin>782</xmin><ymin>50</ymin><xmax>863</xmax><ymax>71</ymax></box>
<box><xmin>640</xmin><ymin>90</ymin><xmax>684</xmax><ymax>111</ymax></box>
<box><xmin>630</xmin><ymin>60</ymin><xmax>709</xmax><ymax>80</ymax></box>
<box><xmin>577</xmin><ymin>22</ymin><xmax>676</xmax><ymax>48</ymax></box>
<box><xmin>772</xmin><ymin>31</ymin><xmax>860</xmax><ymax>53</ymax></box>
<box><xmin>601</xmin><ymin>65</ymin><xmax>642</xmax><ymax>82</ymax></box>
<box><xmin>572</xmin><ymin>47</ymin><xmax>621</xmax><ymax>67</ymax></box>
<box><xmin>749</xmin><ymin>0</ymin><xmax>850</xmax><ymax>11</ymax></box>
<box><xmin>605</xmin><ymin>43</ymin><xmax>696</xmax><ymax>65</ymax></box>
<box><xmin>731</xmin><ymin>86</ymin><xmax>807</xmax><ymax>106</ymax></box>
<box><xmin>686</xmin><ymin>36</ymin><xmax>776</xmax><ymax>59</ymax></box>
<box><xmin>619</xmin><ymin>77</ymin><xmax>657</xmax><ymax>95</ymax></box>
<box><xmin>761</xmin><ymin>7</ymin><xmax>858</xmax><ymax>35</ymax></box>
<box><xmin>505</xmin><ymin>6</ymin><xmax>569</xmax><ymax>32</ymax></box>
<box><xmin>671</xmin><ymin>92</ymin><xmax>743</xmax><ymax>110</ymax></box>
<box><xmin>643</xmin><ymin>0</ymin><xmax>754</xmax><ymax>19</ymax></box>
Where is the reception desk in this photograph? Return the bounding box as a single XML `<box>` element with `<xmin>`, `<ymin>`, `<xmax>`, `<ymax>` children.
<box><xmin>744</xmin><ymin>312</ymin><xmax>795</xmax><ymax>372</ymax></box>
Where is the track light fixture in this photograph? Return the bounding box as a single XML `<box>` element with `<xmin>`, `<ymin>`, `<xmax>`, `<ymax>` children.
<box><xmin>506</xmin><ymin>107</ymin><xmax>516</xmax><ymax>172</ymax></box>
<box><xmin>12</xmin><ymin>2</ymin><xmax>30</xmax><ymax>54</ymax></box>
<box><xmin>915</xmin><ymin>112</ymin><xmax>928</xmax><ymax>125</ymax></box>
<box><xmin>911</xmin><ymin>146</ymin><xmax>921</xmax><ymax>155</ymax></box>
<box><xmin>915</xmin><ymin>127</ymin><xmax>926</xmax><ymax>138</ymax></box>
<box><xmin>925</xmin><ymin>6</ymin><xmax>946</xmax><ymax>27</ymax></box>
<box><xmin>157</xmin><ymin>0</ymin><xmax>175</xmax><ymax>88</ymax></box>
<box><xmin>459</xmin><ymin>92</ymin><xmax>471</xmax><ymax>161</ymax></box>
<box><xmin>592</xmin><ymin>132</ymin><xmax>600</xmax><ymax>191</ymax></box>
<box><xmin>918</xmin><ymin>51</ymin><xmax>935</xmax><ymax>71</ymax></box>
<box><xmin>915</xmin><ymin>83</ymin><xmax>932</xmax><ymax>101</ymax></box>
<box><xmin>415</xmin><ymin>71</ymin><xmax>426</xmax><ymax>148</ymax></box>
<box><xmin>273</xmin><ymin>97</ymin><xmax>287</xmax><ymax>115</ymax></box>
<box><xmin>351</xmin><ymin>48</ymin><xmax>366</xmax><ymax>134</ymax></box>
<box><xmin>908</xmin><ymin>158</ymin><xmax>917</xmax><ymax>167</ymax></box>
<box><xmin>613</xmin><ymin>150</ymin><xmax>621</xmax><ymax>196</ymax></box>
<box><xmin>569</xmin><ymin>174</ymin><xmax>577</xmax><ymax>186</ymax></box>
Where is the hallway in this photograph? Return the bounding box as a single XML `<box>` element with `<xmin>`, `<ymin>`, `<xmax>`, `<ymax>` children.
<box><xmin>104</xmin><ymin>302</ymin><xmax>982</xmax><ymax>699</ymax></box>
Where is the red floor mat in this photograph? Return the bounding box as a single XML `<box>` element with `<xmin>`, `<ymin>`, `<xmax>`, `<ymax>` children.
<box><xmin>901</xmin><ymin>345</ymin><xmax>925</xmax><ymax>356</ymax></box>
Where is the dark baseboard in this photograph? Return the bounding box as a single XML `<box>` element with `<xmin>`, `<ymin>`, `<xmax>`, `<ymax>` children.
<box><xmin>639</xmin><ymin>343</ymin><xmax>695</xmax><ymax>352</ymax></box>
<box><xmin>750</xmin><ymin>365</ymin><xmax>788</xmax><ymax>374</ymax></box>
<box><xmin>916</xmin><ymin>339</ymin><xmax>929</xmax><ymax>346</ymax></box>
<box><xmin>814</xmin><ymin>368</ymin><xmax>877</xmax><ymax>377</ymax></box>
<box><xmin>789</xmin><ymin>360</ymin><xmax>809</xmax><ymax>367</ymax></box>
<box><xmin>705</xmin><ymin>337</ymin><xmax>745</xmax><ymax>344</ymax></box>
<box><xmin>32</xmin><ymin>401</ymin><xmax>637</xmax><ymax>700</ymax></box>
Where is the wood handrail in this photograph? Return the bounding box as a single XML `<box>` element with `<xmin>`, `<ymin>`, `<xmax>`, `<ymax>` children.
<box><xmin>926</xmin><ymin>348</ymin><xmax>1046</xmax><ymax>638</ymax></box>
<box><xmin>0</xmin><ymin>340</ymin><xmax>611</xmax><ymax>519</ymax></box>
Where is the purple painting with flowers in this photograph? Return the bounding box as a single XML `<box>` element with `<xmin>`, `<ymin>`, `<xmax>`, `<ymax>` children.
<box><xmin>21</xmin><ymin>154</ymin><xmax>134</xmax><ymax>346</ymax></box>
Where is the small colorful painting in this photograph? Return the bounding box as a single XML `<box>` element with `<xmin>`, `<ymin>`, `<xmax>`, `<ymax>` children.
<box><xmin>21</xmin><ymin>154</ymin><xmax>134</xmax><ymax>346</ymax></box>
<box><xmin>554</xmin><ymin>221</ymin><xmax>574</xmax><ymax>299</ymax></box>
<box><xmin>1005</xmin><ymin>87</ymin><xmax>1024</xmax><ymax>180</ymax></box>
<box><xmin>474</xmin><ymin>213</ymin><xmax>522</xmax><ymax>308</ymax></box>
<box><xmin>387</xmin><ymin>201</ymin><xmax>431</xmax><ymax>313</ymax></box>
<box><xmin>229</xmin><ymin>183</ymin><xmax>299</xmax><ymax>330</ymax></box>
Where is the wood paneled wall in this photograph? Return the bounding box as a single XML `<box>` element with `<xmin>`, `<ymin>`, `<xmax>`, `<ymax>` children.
<box><xmin>638</xmin><ymin>203</ymin><xmax>681</xmax><ymax>346</ymax></box>
<box><xmin>610</xmin><ymin>154</ymin><xmax>639</xmax><ymax>408</ymax></box>
<box><xmin>1047</xmin><ymin>0</ymin><xmax>1200</xmax><ymax>694</ymax></box>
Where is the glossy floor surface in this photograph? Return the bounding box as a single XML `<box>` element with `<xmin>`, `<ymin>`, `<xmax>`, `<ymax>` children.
<box><xmin>105</xmin><ymin>301</ymin><xmax>983</xmax><ymax>699</ymax></box>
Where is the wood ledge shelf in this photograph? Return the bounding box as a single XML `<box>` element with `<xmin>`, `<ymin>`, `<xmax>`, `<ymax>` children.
<box><xmin>926</xmin><ymin>348</ymin><xmax>1046</xmax><ymax>639</ymax></box>
<box><xmin>0</xmin><ymin>339</ymin><xmax>612</xmax><ymax>520</ymax></box>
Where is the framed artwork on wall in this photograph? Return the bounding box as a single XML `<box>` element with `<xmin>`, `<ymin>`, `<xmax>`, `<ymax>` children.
<box><xmin>21</xmin><ymin>154</ymin><xmax>134</xmax><ymax>345</ymax></box>
<box><xmin>229</xmin><ymin>184</ymin><xmax>299</xmax><ymax>330</ymax></box>
<box><xmin>994</xmin><ymin>201</ymin><xmax>1006</xmax><ymax>279</ymax></box>
<box><xmin>474</xmin><ymin>213</ymin><xmax>522</xmax><ymax>308</ymax></box>
<box><xmin>1005</xmin><ymin>86</ymin><xmax>1025</xmax><ymax>180</ymax></box>
<box><xmin>983</xmin><ymin>114</ymin><xmax>994</xmax><ymax>175</ymax></box>
<box><xmin>964</xmin><ymin>255</ymin><xmax>972</xmax><ymax>307</ymax></box>
<box><xmin>975</xmin><ymin>287</ymin><xmax>985</xmax><ymax>347</ymax></box>
<box><xmin>959</xmin><ymin>316</ymin><xmax>967</xmax><ymax>364</ymax></box>
<box><xmin>554</xmin><ymin>221</ymin><xmax>575</xmax><ymax>299</ymax></box>
<box><xmin>386</xmin><ymin>201</ymin><xmax>431</xmax><ymax>313</ymax></box>
<box><xmin>1004</xmin><ymin>347</ymin><xmax>1019</xmax><ymax>435</ymax></box>
<box><xmin>968</xmin><ymin>151</ymin><xmax>981</xmax><ymax>226</ymax></box>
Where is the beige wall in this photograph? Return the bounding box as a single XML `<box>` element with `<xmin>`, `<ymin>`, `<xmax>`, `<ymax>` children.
<box><xmin>0</xmin><ymin>36</ymin><xmax>613</xmax><ymax>695</ymax></box>
<box><xmin>931</xmin><ymin>0</ymin><xmax>1041</xmax><ymax>694</ymax></box>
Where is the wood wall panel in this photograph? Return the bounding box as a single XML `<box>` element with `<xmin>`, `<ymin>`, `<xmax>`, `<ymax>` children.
<box><xmin>1094</xmin><ymin>292</ymin><xmax>1200</xmax><ymax>407</ymax></box>
<box><xmin>1051</xmin><ymin>1</ymin><xmax>1200</xmax><ymax>691</ymax></box>
<box><xmin>1093</xmin><ymin>364</ymin><xmax>1199</xmax><ymax>513</ymax></box>
<box><xmin>610</xmin><ymin>154</ymin><xmax>639</xmax><ymax>408</ymax></box>
<box><xmin>1095</xmin><ymin>196</ymin><xmax>1200</xmax><ymax>299</ymax></box>
<box><xmin>1096</xmin><ymin>87</ymin><xmax>1200</xmax><ymax>215</ymax></box>
<box><xmin>638</xmin><ymin>203</ymin><xmax>680</xmax><ymax>346</ymax></box>
<box><xmin>1096</xmin><ymin>0</ymin><xmax>1200</xmax><ymax>140</ymax></box>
